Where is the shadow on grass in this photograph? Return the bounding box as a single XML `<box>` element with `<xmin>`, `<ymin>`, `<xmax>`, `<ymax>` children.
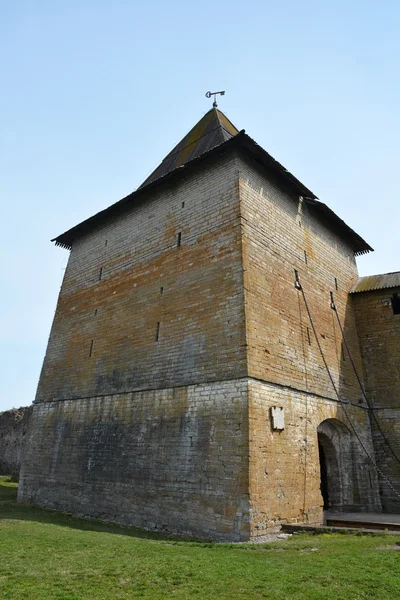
<box><xmin>0</xmin><ymin>476</ymin><xmax>210</xmax><ymax>545</ymax></box>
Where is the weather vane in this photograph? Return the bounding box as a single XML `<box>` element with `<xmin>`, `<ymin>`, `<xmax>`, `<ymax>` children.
<box><xmin>205</xmin><ymin>90</ymin><xmax>225</xmax><ymax>108</ymax></box>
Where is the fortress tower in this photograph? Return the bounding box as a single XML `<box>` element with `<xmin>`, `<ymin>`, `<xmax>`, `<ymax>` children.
<box><xmin>19</xmin><ymin>106</ymin><xmax>390</xmax><ymax>540</ymax></box>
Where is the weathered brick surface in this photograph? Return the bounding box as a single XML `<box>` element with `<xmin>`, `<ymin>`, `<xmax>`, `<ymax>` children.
<box><xmin>36</xmin><ymin>155</ymin><xmax>246</xmax><ymax>402</ymax></box>
<box><xmin>352</xmin><ymin>287</ymin><xmax>400</xmax><ymax>511</ymax></box>
<box><xmin>19</xmin><ymin>380</ymin><xmax>250</xmax><ymax>541</ymax></box>
<box><xmin>0</xmin><ymin>406</ymin><xmax>33</xmax><ymax>478</ymax></box>
<box><xmin>248</xmin><ymin>380</ymin><xmax>381</xmax><ymax>535</ymax></box>
<box><xmin>235</xmin><ymin>158</ymin><xmax>381</xmax><ymax>529</ymax></box>
<box><xmin>238</xmin><ymin>158</ymin><xmax>365</xmax><ymax>404</ymax></box>
<box><xmin>20</xmin><ymin>146</ymin><xmax>387</xmax><ymax>539</ymax></box>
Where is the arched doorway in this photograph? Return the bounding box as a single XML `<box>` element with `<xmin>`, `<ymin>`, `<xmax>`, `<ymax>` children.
<box><xmin>317</xmin><ymin>419</ymin><xmax>354</xmax><ymax>511</ymax></box>
<box><xmin>318</xmin><ymin>440</ymin><xmax>329</xmax><ymax>509</ymax></box>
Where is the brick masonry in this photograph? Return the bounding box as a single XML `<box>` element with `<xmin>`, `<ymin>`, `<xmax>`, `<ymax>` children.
<box><xmin>237</xmin><ymin>157</ymin><xmax>381</xmax><ymax>532</ymax></box>
<box><xmin>248</xmin><ymin>379</ymin><xmax>381</xmax><ymax>537</ymax></box>
<box><xmin>238</xmin><ymin>157</ymin><xmax>365</xmax><ymax>404</ymax></box>
<box><xmin>19</xmin><ymin>146</ymin><xmax>389</xmax><ymax>540</ymax></box>
<box><xmin>19</xmin><ymin>380</ymin><xmax>249</xmax><ymax>540</ymax></box>
<box><xmin>0</xmin><ymin>406</ymin><xmax>33</xmax><ymax>479</ymax></box>
<box><xmin>352</xmin><ymin>287</ymin><xmax>400</xmax><ymax>511</ymax></box>
<box><xmin>35</xmin><ymin>155</ymin><xmax>246</xmax><ymax>402</ymax></box>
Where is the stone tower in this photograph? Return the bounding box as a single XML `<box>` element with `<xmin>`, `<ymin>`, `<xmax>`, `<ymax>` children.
<box><xmin>19</xmin><ymin>107</ymin><xmax>383</xmax><ymax>540</ymax></box>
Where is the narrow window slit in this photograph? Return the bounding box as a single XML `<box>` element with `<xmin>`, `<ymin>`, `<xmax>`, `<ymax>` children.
<box><xmin>98</xmin><ymin>267</ymin><xmax>103</xmax><ymax>280</ymax></box>
<box><xmin>294</xmin><ymin>269</ymin><xmax>301</xmax><ymax>289</ymax></box>
<box><xmin>155</xmin><ymin>322</ymin><xmax>160</xmax><ymax>342</ymax></box>
<box><xmin>182</xmin><ymin>201</ymin><xmax>185</xmax><ymax>208</ymax></box>
<box><xmin>89</xmin><ymin>340</ymin><xmax>94</xmax><ymax>357</ymax></box>
<box><xmin>105</xmin><ymin>239</ymin><xmax>108</xmax><ymax>247</ymax></box>
<box><xmin>177</xmin><ymin>232</ymin><xmax>182</xmax><ymax>247</ymax></box>
<box><xmin>304</xmin><ymin>250</ymin><xmax>308</xmax><ymax>264</ymax></box>
<box><xmin>160</xmin><ymin>287</ymin><xmax>164</xmax><ymax>295</ymax></box>
<box><xmin>334</xmin><ymin>277</ymin><xmax>338</xmax><ymax>290</ymax></box>
<box><xmin>94</xmin><ymin>309</ymin><xmax>98</xmax><ymax>316</ymax></box>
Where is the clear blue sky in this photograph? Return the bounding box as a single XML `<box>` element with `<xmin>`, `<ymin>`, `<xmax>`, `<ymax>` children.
<box><xmin>1</xmin><ymin>1</ymin><xmax>399</xmax><ymax>411</ymax></box>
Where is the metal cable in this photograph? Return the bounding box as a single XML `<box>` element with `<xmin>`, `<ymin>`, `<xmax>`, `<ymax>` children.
<box><xmin>331</xmin><ymin>296</ymin><xmax>400</xmax><ymax>467</ymax></box>
<box><xmin>295</xmin><ymin>278</ymin><xmax>400</xmax><ymax>500</ymax></box>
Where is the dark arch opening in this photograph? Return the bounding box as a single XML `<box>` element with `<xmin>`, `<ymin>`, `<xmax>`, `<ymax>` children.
<box><xmin>318</xmin><ymin>441</ymin><xmax>329</xmax><ymax>509</ymax></box>
<box><xmin>317</xmin><ymin>419</ymin><xmax>353</xmax><ymax>511</ymax></box>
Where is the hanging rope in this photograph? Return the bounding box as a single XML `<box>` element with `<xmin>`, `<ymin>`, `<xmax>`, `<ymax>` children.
<box><xmin>331</xmin><ymin>293</ymin><xmax>400</xmax><ymax>467</ymax></box>
<box><xmin>294</xmin><ymin>273</ymin><xmax>400</xmax><ymax>500</ymax></box>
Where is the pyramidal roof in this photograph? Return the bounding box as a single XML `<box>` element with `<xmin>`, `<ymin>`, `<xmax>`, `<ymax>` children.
<box><xmin>52</xmin><ymin>107</ymin><xmax>373</xmax><ymax>256</ymax></box>
<box><xmin>139</xmin><ymin>108</ymin><xmax>239</xmax><ymax>188</ymax></box>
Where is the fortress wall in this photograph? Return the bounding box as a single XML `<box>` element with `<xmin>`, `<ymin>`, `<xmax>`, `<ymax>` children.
<box><xmin>18</xmin><ymin>380</ymin><xmax>250</xmax><ymax>541</ymax></box>
<box><xmin>248</xmin><ymin>379</ymin><xmax>381</xmax><ymax>536</ymax></box>
<box><xmin>0</xmin><ymin>406</ymin><xmax>33</xmax><ymax>478</ymax></box>
<box><xmin>238</xmin><ymin>157</ymin><xmax>365</xmax><ymax>404</ymax></box>
<box><xmin>36</xmin><ymin>154</ymin><xmax>247</xmax><ymax>403</ymax></box>
<box><xmin>353</xmin><ymin>287</ymin><xmax>400</xmax><ymax>511</ymax></box>
<box><xmin>236</xmin><ymin>157</ymin><xmax>383</xmax><ymax>528</ymax></box>
<box><xmin>20</xmin><ymin>153</ymin><xmax>251</xmax><ymax>540</ymax></box>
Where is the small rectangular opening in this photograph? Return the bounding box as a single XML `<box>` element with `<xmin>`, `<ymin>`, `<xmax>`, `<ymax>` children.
<box><xmin>391</xmin><ymin>293</ymin><xmax>400</xmax><ymax>315</ymax></box>
<box><xmin>177</xmin><ymin>232</ymin><xmax>182</xmax><ymax>247</ymax></box>
<box><xmin>304</xmin><ymin>250</ymin><xmax>308</xmax><ymax>264</ymax></box>
<box><xmin>98</xmin><ymin>267</ymin><xmax>103</xmax><ymax>281</ymax></box>
<box><xmin>160</xmin><ymin>287</ymin><xmax>164</xmax><ymax>295</ymax></box>
<box><xmin>334</xmin><ymin>277</ymin><xmax>338</xmax><ymax>290</ymax></box>
<box><xmin>89</xmin><ymin>340</ymin><xmax>94</xmax><ymax>357</ymax></box>
<box><xmin>182</xmin><ymin>201</ymin><xmax>185</xmax><ymax>208</ymax></box>
<box><xmin>94</xmin><ymin>309</ymin><xmax>98</xmax><ymax>316</ymax></box>
<box><xmin>105</xmin><ymin>239</ymin><xmax>108</xmax><ymax>247</ymax></box>
<box><xmin>155</xmin><ymin>322</ymin><xmax>160</xmax><ymax>341</ymax></box>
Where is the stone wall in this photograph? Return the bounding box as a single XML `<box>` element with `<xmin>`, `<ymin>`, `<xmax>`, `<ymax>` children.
<box><xmin>352</xmin><ymin>286</ymin><xmax>400</xmax><ymax>511</ymax></box>
<box><xmin>19</xmin><ymin>380</ymin><xmax>249</xmax><ymax>541</ymax></box>
<box><xmin>238</xmin><ymin>156</ymin><xmax>365</xmax><ymax>404</ymax></box>
<box><xmin>36</xmin><ymin>154</ymin><xmax>246</xmax><ymax>403</ymax></box>
<box><xmin>0</xmin><ymin>406</ymin><xmax>33</xmax><ymax>478</ymax></box>
<box><xmin>20</xmin><ymin>153</ymin><xmax>251</xmax><ymax>541</ymax></box>
<box><xmin>237</xmin><ymin>156</ymin><xmax>382</xmax><ymax>527</ymax></box>
<box><xmin>248</xmin><ymin>379</ymin><xmax>381</xmax><ymax>537</ymax></box>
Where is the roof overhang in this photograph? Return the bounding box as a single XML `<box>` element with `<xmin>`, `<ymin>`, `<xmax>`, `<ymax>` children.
<box><xmin>52</xmin><ymin>131</ymin><xmax>373</xmax><ymax>256</ymax></box>
<box><xmin>350</xmin><ymin>272</ymin><xmax>400</xmax><ymax>293</ymax></box>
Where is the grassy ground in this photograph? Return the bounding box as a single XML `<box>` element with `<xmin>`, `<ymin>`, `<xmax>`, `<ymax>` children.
<box><xmin>0</xmin><ymin>477</ymin><xmax>399</xmax><ymax>599</ymax></box>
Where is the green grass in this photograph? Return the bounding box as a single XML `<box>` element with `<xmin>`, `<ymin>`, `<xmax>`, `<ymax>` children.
<box><xmin>0</xmin><ymin>476</ymin><xmax>399</xmax><ymax>599</ymax></box>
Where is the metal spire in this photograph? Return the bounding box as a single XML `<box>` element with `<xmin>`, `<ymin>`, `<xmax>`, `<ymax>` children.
<box><xmin>205</xmin><ymin>90</ymin><xmax>225</xmax><ymax>108</ymax></box>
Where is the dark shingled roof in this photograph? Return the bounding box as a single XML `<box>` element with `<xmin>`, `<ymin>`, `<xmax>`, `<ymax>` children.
<box><xmin>52</xmin><ymin>109</ymin><xmax>373</xmax><ymax>256</ymax></box>
<box><xmin>350</xmin><ymin>272</ymin><xmax>400</xmax><ymax>294</ymax></box>
<box><xmin>139</xmin><ymin>108</ymin><xmax>239</xmax><ymax>188</ymax></box>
